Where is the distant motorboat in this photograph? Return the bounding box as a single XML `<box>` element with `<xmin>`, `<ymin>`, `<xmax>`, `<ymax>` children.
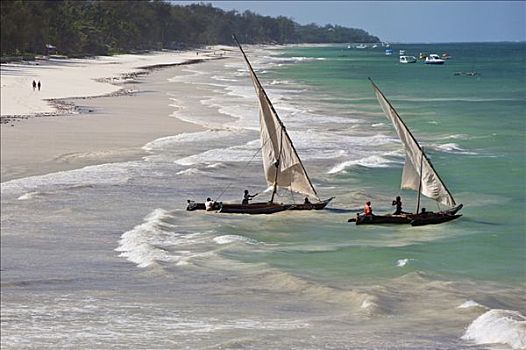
<box><xmin>356</xmin><ymin>44</ymin><xmax>367</xmax><ymax>49</ymax></box>
<box><xmin>425</xmin><ymin>54</ymin><xmax>445</xmax><ymax>65</ymax></box>
<box><xmin>385</xmin><ymin>49</ymin><xmax>393</xmax><ymax>56</ymax></box>
<box><xmin>400</xmin><ymin>55</ymin><xmax>417</xmax><ymax>64</ymax></box>
<box><xmin>372</xmin><ymin>44</ymin><xmax>378</xmax><ymax>48</ymax></box>
<box><xmin>399</xmin><ymin>50</ymin><xmax>406</xmax><ymax>55</ymax></box>
<box><xmin>441</xmin><ymin>52</ymin><xmax>452</xmax><ymax>59</ymax></box>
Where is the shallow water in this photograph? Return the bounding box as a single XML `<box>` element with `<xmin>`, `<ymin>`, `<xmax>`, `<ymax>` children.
<box><xmin>1</xmin><ymin>43</ymin><xmax>525</xmax><ymax>349</ymax></box>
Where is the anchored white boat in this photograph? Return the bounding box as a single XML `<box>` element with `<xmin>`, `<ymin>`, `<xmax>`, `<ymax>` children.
<box><xmin>425</xmin><ymin>54</ymin><xmax>445</xmax><ymax>65</ymax></box>
<box><xmin>400</xmin><ymin>55</ymin><xmax>417</xmax><ymax>64</ymax></box>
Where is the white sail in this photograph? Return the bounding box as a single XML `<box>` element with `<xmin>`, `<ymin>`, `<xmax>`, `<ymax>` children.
<box><xmin>371</xmin><ymin>80</ymin><xmax>456</xmax><ymax>207</ymax></box>
<box><xmin>240</xmin><ymin>45</ymin><xmax>319</xmax><ymax>200</ymax></box>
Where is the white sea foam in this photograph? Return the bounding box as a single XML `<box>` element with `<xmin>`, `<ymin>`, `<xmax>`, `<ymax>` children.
<box><xmin>328</xmin><ymin>155</ymin><xmax>395</xmax><ymax>174</ymax></box>
<box><xmin>205</xmin><ymin>162</ymin><xmax>226</xmax><ymax>169</ymax></box>
<box><xmin>115</xmin><ymin>209</ymin><xmax>177</xmax><ymax>268</ymax></box>
<box><xmin>457</xmin><ymin>300</ymin><xmax>487</xmax><ymax>310</ymax></box>
<box><xmin>116</xmin><ymin>209</ymin><xmax>221</xmax><ymax>268</ymax></box>
<box><xmin>396</xmin><ymin>258</ymin><xmax>415</xmax><ymax>267</ymax></box>
<box><xmin>17</xmin><ymin>191</ymin><xmax>46</xmax><ymax>200</ymax></box>
<box><xmin>432</xmin><ymin>143</ymin><xmax>478</xmax><ymax>155</ymax></box>
<box><xmin>269</xmin><ymin>79</ymin><xmax>292</xmax><ymax>85</ymax></box>
<box><xmin>143</xmin><ymin>129</ymin><xmax>237</xmax><ymax>152</ymax></box>
<box><xmin>174</xmin><ymin>139</ymin><xmax>261</xmax><ymax>166</ymax></box>
<box><xmin>213</xmin><ymin>235</ymin><xmax>260</xmax><ymax>245</ymax></box>
<box><xmin>1</xmin><ymin>163</ymin><xmax>130</xmax><ymax>195</ymax></box>
<box><xmin>462</xmin><ymin>309</ymin><xmax>526</xmax><ymax>349</ymax></box>
<box><xmin>176</xmin><ymin>168</ymin><xmax>208</xmax><ymax>176</ymax></box>
<box><xmin>268</xmin><ymin>56</ymin><xmax>327</xmax><ymax>63</ymax></box>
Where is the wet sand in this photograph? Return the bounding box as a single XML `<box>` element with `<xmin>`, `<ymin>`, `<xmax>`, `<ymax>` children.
<box><xmin>0</xmin><ymin>49</ymin><xmax>235</xmax><ymax>181</ymax></box>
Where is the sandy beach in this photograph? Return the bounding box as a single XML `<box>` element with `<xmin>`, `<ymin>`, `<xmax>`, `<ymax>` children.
<box><xmin>1</xmin><ymin>47</ymin><xmax>233</xmax><ymax>181</ymax></box>
<box><xmin>1</xmin><ymin>42</ymin><xmax>525</xmax><ymax>350</ymax></box>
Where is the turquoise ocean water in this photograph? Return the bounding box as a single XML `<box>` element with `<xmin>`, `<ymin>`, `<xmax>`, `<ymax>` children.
<box><xmin>1</xmin><ymin>43</ymin><xmax>525</xmax><ymax>349</ymax></box>
<box><xmin>253</xmin><ymin>42</ymin><xmax>526</xmax><ymax>284</ymax></box>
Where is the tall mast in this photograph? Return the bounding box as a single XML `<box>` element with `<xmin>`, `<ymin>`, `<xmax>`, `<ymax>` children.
<box><xmin>233</xmin><ymin>34</ymin><xmax>319</xmax><ymax>200</ymax></box>
<box><xmin>415</xmin><ymin>149</ymin><xmax>424</xmax><ymax>214</ymax></box>
<box><xmin>369</xmin><ymin>77</ymin><xmax>456</xmax><ymax>208</ymax></box>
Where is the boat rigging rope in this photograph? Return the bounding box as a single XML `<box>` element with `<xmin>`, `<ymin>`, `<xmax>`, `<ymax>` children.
<box><xmin>214</xmin><ymin>136</ymin><xmax>271</xmax><ymax>202</ymax></box>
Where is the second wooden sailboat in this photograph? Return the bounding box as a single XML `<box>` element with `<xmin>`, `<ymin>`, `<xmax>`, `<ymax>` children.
<box><xmin>351</xmin><ymin>78</ymin><xmax>463</xmax><ymax>226</ymax></box>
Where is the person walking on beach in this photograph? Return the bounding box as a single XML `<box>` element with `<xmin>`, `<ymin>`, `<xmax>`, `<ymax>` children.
<box><xmin>37</xmin><ymin>81</ymin><xmax>41</xmax><ymax>91</ymax></box>
<box><xmin>32</xmin><ymin>80</ymin><xmax>36</xmax><ymax>91</ymax></box>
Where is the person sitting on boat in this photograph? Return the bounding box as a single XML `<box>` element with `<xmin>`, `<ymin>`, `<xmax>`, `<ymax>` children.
<box><xmin>304</xmin><ymin>196</ymin><xmax>313</xmax><ymax>208</ymax></box>
<box><xmin>205</xmin><ymin>197</ymin><xmax>215</xmax><ymax>211</ymax></box>
<box><xmin>392</xmin><ymin>196</ymin><xmax>403</xmax><ymax>215</ymax></box>
<box><xmin>419</xmin><ymin>207</ymin><xmax>431</xmax><ymax>217</ymax></box>
<box><xmin>363</xmin><ymin>201</ymin><xmax>373</xmax><ymax>216</ymax></box>
<box><xmin>242</xmin><ymin>190</ymin><xmax>258</xmax><ymax>205</ymax></box>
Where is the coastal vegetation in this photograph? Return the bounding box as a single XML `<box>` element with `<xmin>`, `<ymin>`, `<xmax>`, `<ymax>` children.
<box><xmin>1</xmin><ymin>0</ymin><xmax>379</xmax><ymax>58</ymax></box>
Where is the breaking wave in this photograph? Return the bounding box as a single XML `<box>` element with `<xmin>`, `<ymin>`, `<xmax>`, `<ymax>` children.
<box><xmin>328</xmin><ymin>155</ymin><xmax>397</xmax><ymax>174</ymax></box>
<box><xmin>213</xmin><ymin>235</ymin><xmax>260</xmax><ymax>245</ymax></box>
<box><xmin>432</xmin><ymin>143</ymin><xmax>478</xmax><ymax>155</ymax></box>
<box><xmin>1</xmin><ymin>163</ymin><xmax>130</xmax><ymax>196</ymax></box>
<box><xmin>115</xmin><ymin>209</ymin><xmax>178</xmax><ymax>268</ymax></box>
<box><xmin>462</xmin><ymin>309</ymin><xmax>526</xmax><ymax>349</ymax></box>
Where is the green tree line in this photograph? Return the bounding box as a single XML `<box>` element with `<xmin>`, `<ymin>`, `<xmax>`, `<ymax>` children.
<box><xmin>1</xmin><ymin>0</ymin><xmax>380</xmax><ymax>57</ymax></box>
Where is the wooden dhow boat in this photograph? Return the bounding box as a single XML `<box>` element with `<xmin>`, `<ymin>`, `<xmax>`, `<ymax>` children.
<box><xmin>350</xmin><ymin>79</ymin><xmax>463</xmax><ymax>226</ymax></box>
<box><xmin>187</xmin><ymin>36</ymin><xmax>333</xmax><ymax>214</ymax></box>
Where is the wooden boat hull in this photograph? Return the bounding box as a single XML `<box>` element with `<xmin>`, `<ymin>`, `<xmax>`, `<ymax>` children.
<box><xmin>410</xmin><ymin>214</ymin><xmax>462</xmax><ymax>226</ymax></box>
<box><xmin>187</xmin><ymin>197</ymin><xmax>334</xmax><ymax>213</ymax></box>
<box><xmin>442</xmin><ymin>203</ymin><xmax>463</xmax><ymax>215</ymax></box>
<box><xmin>350</xmin><ymin>204</ymin><xmax>464</xmax><ymax>226</ymax></box>
<box><xmin>284</xmin><ymin>197</ymin><xmax>334</xmax><ymax>210</ymax></box>
<box><xmin>218</xmin><ymin>202</ymin><xmax>287</xmax><ymax>214</ymax></box>
<box><xmin>351</xmin><ymin>214</ymin><xmax>412</xmax><ymax>225</ymax></box>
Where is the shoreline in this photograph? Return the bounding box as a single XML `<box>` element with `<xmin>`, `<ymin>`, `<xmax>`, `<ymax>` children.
<box><xmin>0</xmin><ymin>50</ymin><xmax>229</xmax><ymax>122</ymax></box>
<box><xmin>0</xmin><ymin>57</ymin><xmax>227</xmax><ymax>126</ymax></box>
<box><xmin>1</xmin><ymin>48</ymin><xmax>235</xmax><ymax>182</ymax></box>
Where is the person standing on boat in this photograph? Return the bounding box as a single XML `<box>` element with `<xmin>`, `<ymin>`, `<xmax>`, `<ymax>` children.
<box><xmin>364</xmin><ymin>201</ymin><xmax>373</xmax><ymax>216</ymax></box>
<box><xmin>242</xmin><ymin>190</ymin><xmax>258</xmax><ymax>205</ymax></box>
<box><xmin>392</xmin><ymin>196</ymin><xmax>403</xmax><ymax>215</ymax></box>
<box><xmin>205</xmin><ymin>198</ymin><xmax>215</xmax><ymax>211</ymax></box>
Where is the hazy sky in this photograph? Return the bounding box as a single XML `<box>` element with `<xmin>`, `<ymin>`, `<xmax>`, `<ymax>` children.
<box><xmin>177</xmin><ymin>1</ymin><xmax>526</xmax><ymax>43</ymax></box>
